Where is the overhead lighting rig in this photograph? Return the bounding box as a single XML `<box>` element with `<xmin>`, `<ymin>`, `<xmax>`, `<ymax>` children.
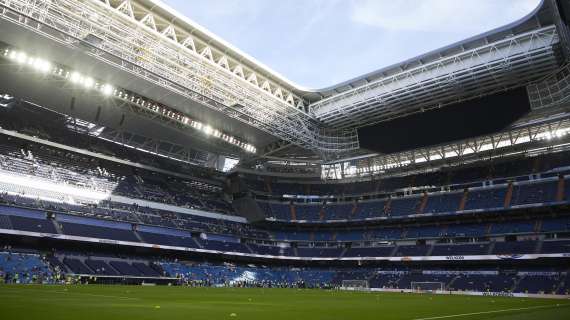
<box><xmin>2</xmin><ymin>47</ymin><xmax>256</xmax><ymax>154</ymax></box>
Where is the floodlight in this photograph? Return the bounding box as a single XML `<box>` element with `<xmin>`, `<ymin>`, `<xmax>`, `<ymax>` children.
<box><xmin>70</xmin><ymin>72</ymin><xmax>82</xmax><ymax>83</ymax></box>
<box><xmin>32</xmin><ymin>58</ymin><xmax>51</xmax><ymax>73</ymax></box>
<box><xmin>15</xmin><ymin>51</ymin><xmax>27</xmax><ymax>64</ymax></box>
<box><xmin>83</xmin><ymin>77</ymin><xmax>95</xmax><ymax>88</ymax></box>
<box><xmin>101</xmin><ymin>84</ymin><xmax>114</xmax><ymax>96</ymax></box>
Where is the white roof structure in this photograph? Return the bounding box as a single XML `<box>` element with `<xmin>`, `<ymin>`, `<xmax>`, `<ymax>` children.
<box><xmin>0</xmin><ymin>0</ymin><xmax>569</xmax><ymax>162</ymax></box>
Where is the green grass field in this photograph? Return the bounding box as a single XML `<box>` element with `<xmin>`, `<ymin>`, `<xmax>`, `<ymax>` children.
<box><xmin>0</xmin><ymin>285</ymin><xmax>569</xmax><ymax>320</ymax></box>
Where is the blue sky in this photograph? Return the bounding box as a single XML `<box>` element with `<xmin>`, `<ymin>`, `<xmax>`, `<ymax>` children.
<box><xmin>163</xmin><ymin>0</ymin><xmax>541</xmax><ymax>88</ymax></box>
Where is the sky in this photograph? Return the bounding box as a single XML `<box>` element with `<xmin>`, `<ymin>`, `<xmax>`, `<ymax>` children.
<box><xmin>163</xmin><ymin>0</ymin><xmax>541</xmax><ymax>89</ymax></box>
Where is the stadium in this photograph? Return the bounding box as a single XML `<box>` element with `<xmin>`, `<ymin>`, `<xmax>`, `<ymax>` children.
<box><xmin>0</xmin><ymin>0</ymin><xmax>570</xmax><ymax>319</ymax></box>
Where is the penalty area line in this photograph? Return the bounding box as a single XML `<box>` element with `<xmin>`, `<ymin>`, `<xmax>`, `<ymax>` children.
<box><xmin>412</xmin><ymin>303</ymin><xmax>570</xmax><ymax>320</ymax></box>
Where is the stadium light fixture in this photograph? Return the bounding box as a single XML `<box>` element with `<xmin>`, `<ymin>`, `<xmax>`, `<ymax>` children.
<box><xmin>15</xmin><ymin>51</ymin><xmax>27</xmax><ymax>64</ymax></box>
<box><xmin>100</xmin><ymin>84</ymin><xmax>114</xmax><ymax>96</ymax></box>
<box><xmin>83</xmin><ymin>77</ymin><xmax>95</xmax><ymax>89</ymax></box>
<box><xmin>554</xmin><ymin>129</ymin><xmax>569</xmax><ymax>138</ymax></box>
<box><xmin>1</xmin><ymin>46</ymin><xmax>257</xmax><ymax>154</ymax></box>
<box><xmin>69</xmin><ymin>72</ymin><xmax>82</xmax><ymax>84</ymax></box>
<box><xmin>31</xmin><ymin>58</ymin><xmax>51</xmax><ymax>73</ymax></box>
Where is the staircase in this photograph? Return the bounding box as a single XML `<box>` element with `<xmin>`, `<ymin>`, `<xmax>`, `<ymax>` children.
<box><xmin>127</xmin><ymin>207</ymin><xmax>144</xmax><ymax>224</ymax></box>
<box><xmin>418</xmin><ymin>192</ymin><xmax>428</xmax><ymax>214</ymax></box>
<box><xmin>375</xmin><ymin>181</ymin><xmax>382</xmax><ymax>193</ymax></box>
<box><xmin>192</xmin><ymin>237</ymin><xmax>203</xmax><ymax>249</ymax></box>
<box><xmin>132</xmin><ymin>180</ymin><xmax>145</xmax><ymax>198</ymax></box>
<box><xmin>533</xmin><ymin>157</ymin><xmax>541</xmax><ymax>173</ymax></box>
<box><xmin>170</xmin><ymin>218</ymin><xmax>185</xmax><ymax>230</ymax></box>
<box><xmin>290</xmin><ymin>203</ymin><xmax>297</xmax><ymax>220</ymax></box>
<box><xmin>535</xmin><ymin>239</ymin><xmax>544</xmax><ymax>254</ymax></box>
<box><xmin>426</xmin><ymin>244</ymin><xmax>435</xmax><ymax>256</ymax></box>
<box><xmin>487</xmin><ymin>241</ymin><xmax>496</xmax><ymax>254</ymax></box>
<box><xmin>319</xmin><ymin>205</ymin><xmax>326</xmax><ymax>221</ymax></box>
<box><xmin>45</xmin><ymin>255</ymin><xmax>69</xmax><ymax>274</ymax></box>
<box><xmin>504</xmin><ymin>182</ymin><xmax>514</xmax><ymax>208</ymax></box>
<box><xmin>384</xmin><ymin>198</ymin><xmax>392</xmax><ymax>216</ymax></box>
<box><xmin>458</xmin><ymin>189</ymin><xmax>469</xmax><ymax>211</ymax></box>
<box><xmin>133</xmin><ymin>229</ymin><xmax>145</xmax><ymax>243</ymax></box>
<box><xmin>51</xmin><ymin>219</ymin><xmax>63</xmax><ymax>234</ymax></box>
<box><xmin>511</xmin><ymin>276</ymin><xmax>523</xmax><ymax>293</ymax></box>
<box><xmin>485</xmin><ymin>223</ymin><xmax>493</xmax><ymax>236</ymax></box>
<box><xmin>244</xmin><ymin>243</ymin><xmax>255</xmax><ymax>254</ymax></box>
<box><xmin>366</xmin><ymin>271</ymin><xmax>377</xmax><ymax>283</ymax></box>
<box><xmin>350</xmin><ymin>201</ymin><xmax>358</xmax><ymax>218</ymax></box>
<box><xmin>264</xmin><ymin>177</ymin><xmax>272</xmax><ymax>193</ymax></box>
<box><xmin>339</xmin><ymin>247</ymin><xmax>348</xmax><ymax>258</ymax></box>
<box><xmin>389</xmin><ymin>246</ymin><xmax>399</xmax><ymax>257</ymax></box>
<box><xmin>534</xmin><ymin>219</ymin><xmax>543</xmax><ymax>233</ymax></box>
<box><xmin>557</xmin><ymin>175</ymin><xmax>565</xmax><ymax>201</ymax></box>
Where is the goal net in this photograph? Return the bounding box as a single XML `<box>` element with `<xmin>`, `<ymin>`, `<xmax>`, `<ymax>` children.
<box><xmin>341</xmin><ymin>280</ymin><xmax>369</xmax><ymax>290</ymax></box>
<box><xmin>410</xmin><ymin>282</ymin><xmax>445</xmax><ymax>293</ymax></box>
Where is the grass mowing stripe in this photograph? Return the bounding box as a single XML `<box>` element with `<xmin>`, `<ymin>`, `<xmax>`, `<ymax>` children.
<box><xmin>2</xmin><ymin>286</ymin><xmax>569</xmax><ymax>320</ymax></box>
<box><xmin>413</xmin><ymin>303</ymin><xmax>570</xmax><ymax>320</ymax></box>
<box><xmin>53</xmin><ymin>291</ymin><xmax>140</xmax><ymax>300</ymax></box>
<box><xmin>0</xmin><ymin>286</ymin><xmax>139</xmax><ymax>300</ymax></box>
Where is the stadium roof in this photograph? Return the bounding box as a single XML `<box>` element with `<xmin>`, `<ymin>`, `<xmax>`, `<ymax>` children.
<box><xmin>113</xmin><ymin>0</ymin><xmax>566</xmax><ymax>133</ymax></box>
<box><xmin>128</xmin><ymin>0</ymin><xmax>559</xmax><ymax>95</ymax></box>
<box><xmin>0</xmin><ymin>0</ymin><xmax>569</xmax><ymax>165</ymax></box>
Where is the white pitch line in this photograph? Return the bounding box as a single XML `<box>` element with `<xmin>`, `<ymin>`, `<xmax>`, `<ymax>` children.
<box><xmin>413</xmin><ymin>303</ymin><xmax>570</xmax><ymax>320</ymax></box>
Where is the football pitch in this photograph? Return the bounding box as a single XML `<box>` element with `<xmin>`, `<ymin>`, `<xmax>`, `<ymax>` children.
<box><xmin>0</xmin><ymin>285</ymin><xmax>569</xmax><ymax>320</ymax></box>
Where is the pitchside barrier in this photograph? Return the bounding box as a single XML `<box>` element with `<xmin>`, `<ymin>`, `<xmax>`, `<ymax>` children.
<box><xmin>341</xmin><ymin>280</ymin><xmax>369</xmax><ymax>290</ymax></box>
<box><xmin>339</xmin><ymin>286</ymin><xmax>570</xmax><ymax>299</ymax></box>
<box><xmin>410</xmin><ymin>281</ymin><xmax>445</xmax><ymax>293</ymax></box>
<box><xmin>68</xmin><ymin>274</ymin><xmax>178</xmax><ymax>285</ymax></box>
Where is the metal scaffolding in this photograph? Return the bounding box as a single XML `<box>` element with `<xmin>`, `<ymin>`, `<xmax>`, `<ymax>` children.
<box><xmin>528</xmin><ymin>62</ymin><xmax>570</xmax><ymax>110</ymax></box>
<box><xmin>0</xmin><ymin>0</ymin><xmax>359</xmax><ymax>155</ymax></box>
<box><xmin>97</xmin><ymin>128</ymin><xmax>213</xmax><ymax>166</ymax></box>
<box><xmin>0</xmin><ymin>0</ymin><xmax>565</xmax><ymax>161</ymax></box>
<box><xmin>321</xmin><ymin>114</ymin><xmax>570</xmax><ymax>180</ymax></box>
<box><xmin>310</xmin><ymin>26</ymin><xmax>560</xmax><ymax>128</ymax></box>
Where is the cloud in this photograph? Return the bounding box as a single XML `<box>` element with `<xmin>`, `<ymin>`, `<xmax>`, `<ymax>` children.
<box><xmin>350</xmin><ymin>0</ymin><xmax>541</xmax><ymax>33</ymax></box>
<box><xmin>162</xmin><ymin>0</ymin><xmax>543</xmax><ymax>87</ymax></box>
<box><xmin>165</xmin><ymin>0</ymin><xmax>263</xmax><ymax>18</ymax></box>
